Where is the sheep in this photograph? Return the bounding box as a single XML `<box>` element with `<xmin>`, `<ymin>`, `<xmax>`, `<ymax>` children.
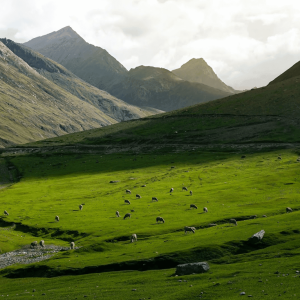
<box><xmin>125</xmin><ymin>199</ymin><xmax>131</xmax><ymax>205</ymax></box>
<box><xmin>203</xmin><ymin>207</ymin><xmax>208</xmax><ymax>213</ymax></box>
<box><xmin>184</xmin><ymin>226</ymin><xmax>196</xmax><ymax>234</ymax></box>
<box><xmin>229</xmin><ymin>219</ymin><xmax>237</xmax><ymax>226</ymax></box>
<box><xmin>126</xmin><ymin>189</ymin><xmax>131</xmax><ymax>194</ymax></box>
<box><xmin>116</xmin><ymin>211</ymin><xmax>120</xmax><ymax>217</ymax></box>
<box><xmin>4</xmin><ymin>210</ymin><xmax>9</xmax><ymax>216</ymax></box>
<box><xmin>39</xmin><ymin>240</ymin><xmax>45</xmax><ymax>247</ymax></box>
<box><xmin>286</xmin><ymin>207</ymin><xmax>293</xmax><ymax>213</ymax></box>
<box><xmin>30</xmin><ymin>241</ymin><xmax>38</xmax><ymax>249</ymax></box>
<box><xmin>79</xmin><ymin>204</ymin><xmax>83</xmax><ymax>211</ymax></box>
<box><xmin>190</xmin><ymin>204</ymin><xmax>198</xmax><ymax>209</ymax></box>
<box><xmin>170</xmin><ymin>188</ymin><xmax>174</xmax><ymax>193</ymax></box>
<box><xmin>131</xmin><ymin>234</ymin><xmax>137</xmax><ymax>243</ymax></box>
<box><xmin>156</xmin><ymin>216</ymin><xmax>165</xmax><ymax>223</ymax></box>
<box><xmin>124</xmin><ymin>213</ymin><xmax>131</xmax><ymax>220</ymax></box>
<box><xmin>136</xmin><ymin>194</ymin><xmax>141</xmax><ymax>199</ymax></box>
<box><xmin>182</xmin><ymin>187</ymin><xmax>188</xmax><ymax>191</ymax></box>
<box><xmin>70</xmin><ymin>242</ymin><xmax>75</xmax><ymax>249</ymax></box>
<box><xmin>190</xmin><ymin>191</ymin><xmax>193</xmax><ymax>196</ymax></box>
<box><xmin>55</xmin><ymin>215</ymin><xmax>59</xmax><ymax>222</ymax></box>
<box><xmin>152</xmin><ymin>197</ymin><xmax>158</xmax><ymax>202</ymax></box>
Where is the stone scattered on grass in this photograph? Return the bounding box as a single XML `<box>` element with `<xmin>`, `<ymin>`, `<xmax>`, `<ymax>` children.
<box><xmin>175</xmin><ymin>262</ymin><xmax>210</xmax><ymax>276</ymax></box>
<box><xmin>248</xmin><ymin>230</ymin><xmax>265</xmax><ymax>244</ymax></box>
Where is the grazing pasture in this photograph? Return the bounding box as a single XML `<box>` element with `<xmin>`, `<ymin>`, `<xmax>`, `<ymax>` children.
<box><xmin>1</xmin><ymin>149</ymin><xmax>300</xmax><ymax>299</ymax></box>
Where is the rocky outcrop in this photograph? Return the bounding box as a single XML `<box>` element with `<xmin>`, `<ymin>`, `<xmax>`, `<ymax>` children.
<box><xmin>175</xmin><ymin>262</ymin><xmax>210</xmax><ymax>275</ymax></box>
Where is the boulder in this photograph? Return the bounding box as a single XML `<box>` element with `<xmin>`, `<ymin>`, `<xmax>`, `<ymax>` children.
<box><xmin>248</xmin><ymin>230</ymin><xmax>265</xmax><ymax>244</ymax></box>
<box><xmin>175</xmin><ymin>262</ymin><xmax>210</xmax><ymax>276</ymax></box>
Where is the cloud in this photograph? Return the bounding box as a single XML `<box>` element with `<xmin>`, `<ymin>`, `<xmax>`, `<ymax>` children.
<box><xmin>1</xmin><ymin>0</ymin><xmax>300</xmax><ymax>89</ymax></box>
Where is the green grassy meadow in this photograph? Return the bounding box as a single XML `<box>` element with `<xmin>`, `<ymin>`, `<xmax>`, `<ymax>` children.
<box><xmin>1</xmin><ymin>148</ymin><xmax>300</xmax><ymax>299</ymax></box>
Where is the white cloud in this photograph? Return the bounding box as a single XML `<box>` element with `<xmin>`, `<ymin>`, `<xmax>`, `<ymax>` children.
<box><xmin>1</xmin><ymin>0</ymin><xmax>300</xmax><ymax>89</ymax></box>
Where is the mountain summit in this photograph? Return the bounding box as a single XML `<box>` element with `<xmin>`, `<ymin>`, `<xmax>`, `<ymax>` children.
<box><xmin>24</xmin><ymin>26</ymin><xmax>127</xmax><ymax>91</ymax></box>
<box><xmin>172</xmin><ymin>58</ymin><xmax>236</xmax><ymax>94</ymax></box>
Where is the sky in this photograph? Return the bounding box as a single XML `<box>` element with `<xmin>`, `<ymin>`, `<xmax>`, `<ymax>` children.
<box><xmin>1</xmin><ymin>0</ymin><xmax>300</xmax><ymax>90</ymax></box>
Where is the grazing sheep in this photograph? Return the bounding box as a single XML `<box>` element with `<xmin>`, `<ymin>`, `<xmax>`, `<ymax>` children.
<box><xmin>39</xmin><ymin>240</ymin><xmax>45</xmax><ymax>247</ymax></box>
<box><xmin>182</xmin><ymin>187</ymin><xmax>188</xmax><ymax>191</ymax></box>
<box><xmin>136</xmin><ymin>194</ymin><xmax>141</xmax><ymax>199</ymax></box>
<box><xmin>116</xmin><ymin>211</ymin><xmax>120</xmax><ymax>217</ymax></box>
<box><xmin>190</xmin><ymin>204</ymin><xmax>198</xmax><ymax>209</ymax></box>
<box><xmin>203</xmin><ymin>207</ymin><xmax>208</xmax><ymax>213</ymax></box>
<box><xmin>4</xmin><ymin>210</ymin><xmax>9</xmax><ymax>216</ymax></box>
<box><xmin>70</xmin><ymin>242</ymin><xmax>75</xmax><ymax>249</ymax></box>
<box><xmin>286</xmin><ymin>207</ymin><xmax>293</xmax><ymax>213</ymax></box>
<box><xmin>30</xmin><ymin>241</ymin><xmax>38</xmax><ymax>249</ymax></box>
<box><xmin>170</xmin><ymin>188</ymin><xmax>174</xmax><ymax>193</ymax></box>
<box><xmin>126</xmin><ymin>189</ymin><xmax>131</xmax><ymax>194</ymax></box>
<box><xmin>184</xmin><ymin>226</ymin><xmax>196</xmax><ymax>234</ymax></box>
<box><xmin>131</xmin><ymin>234</ymin><xmax>137</xmax><ymax>242</ymax></box>
<box><xmin>297</xmin><ymin>157</ymin><xmax>300</xmax><ymax>162</ymax></box>
<box><xmin>125</xmin><ymin>199</ymin><xmax>131</xmax><ymax>205</ymax></box>
<box><xmin>190</xmin><ymin>191</ymin><xmax>193</xmax><ymax>196</ymax></box>
<box><xmin>229</xmin><ymin>219</ymin><xmax>237</xmax><ymax>226</ymax></box>
<box><xmin>152</xmin><ymin>197</ymin><xmax>158</xmax><ymax>202</ymax></box>
<box><xmin>79</xmin><ymin>204</ymin><xmax>83</xmax><ymax>211</ymax></box>
<box><xmin>156</xmin><ymin>216</ymin><xmax>165</xmax><ymax>223</ymax></box>
<box><xmin>124</xmin><ymin>213</ymin><xmax>131</xmax><ymax>220</ymax></box>
<box><xmin>55</xmin><ymin>215</ymin><xmax>59</xmax><ymax>222</ymax></box>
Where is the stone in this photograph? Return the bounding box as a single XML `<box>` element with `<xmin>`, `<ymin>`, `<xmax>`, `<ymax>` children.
<box><xmin>248</xmin><ymin>230</ymin><xmax>265</xmax><ymax>244</ymax></box>
<box><xmin>240</xmin><ymin>292</ymin><xmax>246</xmax><ymax>295</ymax></box>
<box><xmin>175</xmin><ymin>262</ymin><xmax>210</xmax><ymax>276</ymax></box>
<box><xmin>109</xmin><ymin>181</ymin><xmax>120</xmax><ymax>183</ymax></box>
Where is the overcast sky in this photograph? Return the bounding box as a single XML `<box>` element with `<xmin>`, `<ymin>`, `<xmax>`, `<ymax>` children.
<box><xmin>1</xmin><ymin>0</ymin><xmax>300</xmax><ymax>89</ymax></box>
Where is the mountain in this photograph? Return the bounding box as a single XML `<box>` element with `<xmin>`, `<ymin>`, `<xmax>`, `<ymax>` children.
<box><xmin>24</xmin><ymin>26</ymin><xmax>127</xmax><ymax>91</ymax></box>
<box><xmin>106</xmin><ymin>65</ymin><xmax>230</xmax><ymax>111</ymax></box>
<box><xmin>172</xmin><ymin>58</ymin><xmax>236</xmax><ymax>93</ymax></box>
<box><xmin>0</xmin><ymin>39</ymin><xmax>161</xmax><ymax>148</ymax></box>
<box><xmin>268</xmin><ymin>60</ymin><xmax>300</xmax><ymax>85</ymax></box>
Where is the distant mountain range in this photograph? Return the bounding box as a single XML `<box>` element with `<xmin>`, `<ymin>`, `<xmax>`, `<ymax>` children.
<box><xmin>24</xmin><ymin>26</ymin><xmax>233</xmax><ymax>111</ymax></box>
<box><xmin>0</xmin><ymin>39</ymin><xmax>161</xmax><ymax>147</ymax></box>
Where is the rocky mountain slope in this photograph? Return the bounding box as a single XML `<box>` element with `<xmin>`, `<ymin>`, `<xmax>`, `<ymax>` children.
<box><xmin>24</xmin><ymin>26</ymin><xmax>127</xmax><ymax>91</ymax></box>
<box><xmin>172</xmin><ymin>58</ymin><xmax>236</xmax><ymax>93</ymax></box>
<box><xmin>0</xmin><ymin>40</ymin><xmax>161</xmax><ymax>148</ymax></box>
<box><xmin>106</xmin><ymin>66</ymin><xmax>230</xmax><ymax>111</ymax></box>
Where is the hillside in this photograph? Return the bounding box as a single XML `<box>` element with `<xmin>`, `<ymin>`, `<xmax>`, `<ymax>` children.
<box><xmin>172</xmin><ymin>58</ymin><xmax>236</xmax><ymax>94</ymax></box>
<box><xmin>0</xmin><ymin>40</ymin><xmax>160</xmax><ymax>148</ymax></box>
<box><xmin>107</xmin><ymin>65</ymin><xmax>230</xmax><ymax>111</ymax></box>
<box><xmin>269</xmin><ymin>60</ymin><xmax>300</xmax><ymax>85</ymax></box>
<box><xmin>24</xmin><ymin>26</ymin><xmax>128</xmax><ymax>91</ymax></box>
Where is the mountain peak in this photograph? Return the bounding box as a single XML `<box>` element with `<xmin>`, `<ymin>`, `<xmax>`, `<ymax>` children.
<box><xmin>53</xmin><ymin>26</ymin><xmax>82</xmax><ymax>40</ymax></box>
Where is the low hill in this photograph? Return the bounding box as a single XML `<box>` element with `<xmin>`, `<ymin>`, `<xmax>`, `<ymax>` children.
<box><xmin>269</xmin><ymin>60</ymin><xmax>300</xmax><ymax>85</ymax></box>
<box><xmin>107</xmin><ymin>65</ymin><xmax>230</xmax><ymax>111</ymax></box>
<box><xmin>24</xmin><ymin>26</ymin><xmax>128</xmax><ymax>91</ymax></box>
<box><xmin>0</xmin><ymin>40</ymin><xmax>161</xmax><ymax>148</ymax></box>
<box><xmin>172</xmin><ymin>58</ymin><xmax>236</xmax><ymax>94</ymax></box>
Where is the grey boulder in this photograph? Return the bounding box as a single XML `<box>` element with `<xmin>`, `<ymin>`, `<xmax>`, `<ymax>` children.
<box><xmin>175</xmin><ymin>262</ymin><xmax>210</xmax><ymax>276</ymax></box>
<box><xmin>248</xmin><ymin>230</ymin><xmax>265</xmax><ymax>244</ymax></box>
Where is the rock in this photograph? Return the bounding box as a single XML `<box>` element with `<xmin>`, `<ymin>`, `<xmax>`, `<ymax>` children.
<box><xmin>30</xmin><ymin>241</ymin><xmax>38</xmax><ymax>249</ymax></box>
<box><xmin>286</xmin><ymin>207</ymin><xmax>293</xmax><ymax>213</ymax></box>
<box><xmin>175</xmin><ymin>262</ymin><xmax>210</xmax><ymax>276</ymax></box>
<box><xmin>248</xmin><ymin>230</ymin><xmax>265</xmax><ymax>244</ymax></box>
<box><xmin>240</xmin><ymin>292</ymin><xmax>246</xmax><ymax>295</ymax></box>
<box><xmin>110</xmin><ymin>181</ymin><xmax>120</xmax><ymax>183</ymax></box>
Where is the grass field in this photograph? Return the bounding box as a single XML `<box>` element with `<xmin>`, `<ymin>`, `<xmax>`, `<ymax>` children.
<box><xmin>1</xmin><ymin>147</ymin><xmax>300</xmax><ymax>299</ymax></box>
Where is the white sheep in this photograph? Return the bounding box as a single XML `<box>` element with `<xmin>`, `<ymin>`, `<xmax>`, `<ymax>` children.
<box><xmin>229</xmin><ymin>219</ymin><xmax>237</xmax><ymax>226</ymax></box>
<box><xmin>30</xmin><ymin>241</ymin><xmax>38</xmax><ymax>248</ymax></box>
<box><xmin>190</xmin><ymin>191</ymin><xmax>193</xmax><ymax>196</ymax></box>
<box><xmin>79</xmin><ymin>204</ymin><xmax>83</xmax><ymax>211</ymax></box>
<box><xmin>124</xmin><ymin>213</ymin><xmax>131</xmax><ymax>220</ymax></box>
<box><xmin>182</xmin><ymin>187</ymin><xmax>188</xmax><ymax>191</ymax></box>
<box><xmin>170</xmin><ymin>188</ymin><xmax>174</xmax><ymax>193</ymax></box>
<box><xmin>184</xmin><ymin>226</ymin><xmax>196</xmax><ymax>234</ymax></box>
<box><xmin>190</xmin><ymin>204</ymin><xmax>198</xmax><ymax>209</ymax></box>
<box><xmin>156</xmin><ymin>216</ymin><xmax>165</xmax><ymax>223</ymax></box>
<box><xmin>136</xmin><ymin>194</ymin><xmax>141</xmax><ymax>199</ymax></box>
<box><xmin>39</xmin><ymin>240</ymin><xmax>45</xmax><ymax>247</ymax></box>
<box><xmin>4</xmin><ymin>210</ymin><xmax>9</xmax><ymax>216</ymax></box>
<box><xmin>203</xmin><ymin>207</ymin><xmax>208</xmax><ymax>213</ymax></box>
<box><xmin>131</xmin><ymin>234</ymin><xmax>137</xmax><ymax>243</ymax></box>
<box><xmin>55</xmin><ymin>215</ymin><xmax>59</xmax><ymax>222</ymax></box>
<box><xmin>126</xmin><ymin>189</ymin><xmax>131</xmax><ymax>194</ymax></box>
<box><xmin>286</xmin><ymin>207</ymin><xmax>293</xmax><ymax>213</ymax></box>
<box><xmin>70</xmin><ymin>242</ymin><xmax>75</xmax><ymax>249</ymax></box>
<box><xmin>116</xmin><ymin>211</ymin><xmax>120</xmax><ymax>217</ymax></box>
<box><xmin>152</xmin><ymin>197</ymin><xmax>158</xmax><ymax>202</ymax></box>
<box><xmin>125</xmin><ymin>199</ymin><xmax>131</xmax><ymax>204</ymax></box>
